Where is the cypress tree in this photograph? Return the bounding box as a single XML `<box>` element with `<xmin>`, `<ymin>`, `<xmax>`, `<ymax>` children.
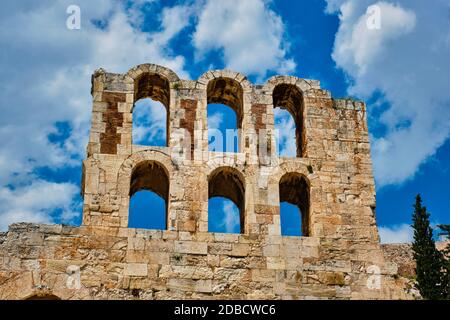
<box><xmin>411</xmin><ymin>194</ymin><xmax>445</xmax><ymax>299</ymax></box>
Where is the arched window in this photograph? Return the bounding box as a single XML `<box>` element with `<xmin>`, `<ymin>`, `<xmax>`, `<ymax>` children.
<box><xmin>274</xmin><ymin>108</ymin><xmax>297</xmax><ymax>157</ymax></box>
<box><xmin>279</xmin><ymin>172</ymin><xmax>310</xmax><ymax>236</ymax></box>
<box><xmin>273</xmin><ymin>84</ymin><xmax>304</xmax><ymax>157</ymax></box>
<box><xmin>133</xmin><ymin>73</ymin><xmax>170</xmax><ymax>147</ymax></box>
<box><xmin>208</xmin><ymin>167</ymin><xmax>245</xmax><ymax>233</ymax></box>
<box><xmin>128</xmin><ymin>161</ymin><xmax>169</xmax><ymax>230</ymax></box>
<box><xmin>207</xmin><ymin>78</ymin><xmax>243</xmax><ymax>153</ymax></box>
<box><xmin>208</xmin><ymin>104</ymin><xmax>238</xmax><ymax>152</ymax></box>
<box><xmin>133</xmin><ymin>98</ymin><xmax>167</xmax><ymax>146</ymax></box>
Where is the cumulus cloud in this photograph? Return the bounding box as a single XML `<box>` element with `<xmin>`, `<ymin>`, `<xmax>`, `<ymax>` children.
<box><xmin>152</xmin><ymin>4</ymin><xmax>194</xmax><ymax>47</ymax></box>
<box><xmin>378</xmin><ymin>223</ymin><xmax>413</xmax><ymax>244</ymax></box>
<box><xmin>0</xmin><ymin>180</ymin><xmax>80</xmax><ymax>230</ymax></box>
<box><xmin>207</xmin><ymin>112</ymin><xmax>224</xmax><ymax>129</ymax></box>
<box><xmin>220</xmin><ymin>201</ymin><xmax>240</xmax><ymax>233</ymax></box>
<box><xmin>133</xmin><ymin>98</ymin><xmax>167</xmax><ymax>145</ymax></box>
<box><xmin>274</xmin><ymin>108</ymin><xmax>297</xmax><ymax>157</ymax></box>
<box><xmin>207</xmin><ymin>110</ymin><xmax>230</xmax><ymax>152</ymax></box>
<box><xmin>0</xmin><ymin>0</ymin><xmax>191</xmax><ymax>229</ymax></box>
<box><xmin>326</xmin><ymin>0</ymin><xmax>450</xmax><ymax>187</ymax></box>
<box><xmin>193</xmin><ymin>0</ymin><xmax>296</xmax><ymax>79</ymax></box>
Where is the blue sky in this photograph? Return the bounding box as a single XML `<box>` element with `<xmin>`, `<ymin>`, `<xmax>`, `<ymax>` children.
<box><xmin>0</xmin><ymin>0</ymin><xmax>449</xmax><ymax>243</ymax></box>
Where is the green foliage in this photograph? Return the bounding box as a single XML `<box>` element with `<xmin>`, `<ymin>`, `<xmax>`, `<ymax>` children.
<box><xmin>411</xmin><ymin>194</ymin><xmax>448</xmax><ymax>299</ymax></box>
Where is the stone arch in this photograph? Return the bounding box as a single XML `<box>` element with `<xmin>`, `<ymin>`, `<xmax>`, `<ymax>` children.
<box><xmin>207</xmin><ymin>166</ymin><xmax>246</xmax><ymax>233</ymax></box>
<box><xmin>133</xmin><ymin>73</ymin><xmax>170</xmax><ymax>108</ymax></box>
<box><xmin>127</xmin><ymin>159</ymin><xmax>169</xmax><ymax>229</ymax></box>
<box><xmin>198</xmin><ymin>70</ymin><xmax>252</xmax><ymax>125</ymax></box>
<box><xmin>129</xmin><ymin>160</ymin><xmax>169</xmax><ymax>199</ymax></box>
<box><xmin>207</xmin><ymin>77</ymin><xmax>244</xmax><ymax>129</ymax></box>
<box><xmin>197</xmin><ymin>70</ymin><xmax>252</xmax><ymax>154</ymax></box>
<box><xmin>130</xmin><ymin>161</ymin><xmax>169</xmax><ymax>230</ymax></box>
<box><xmin>125</xmin><ymin>64</ymin><xmax>180</xmax><ymax>147</ymax></box>
<box><xmin>205</xmin><ymin>153</ymin><xmax>247</xmax><ymax>176</ymax></box>
<box><xmin>117</xmin><ymin>149</ymin><xmax>173</xmax><ymax>198</ymax></box>
<box><xmin>267</xmin><ymin>160</ymin><xmax>317</xmax><ymax>190</ymax></box>
<box><xmin>197</xmin><ymin>69</ymin><xmax>252</xmax><ymax>93</ymax></box>
<box><xmin>263</xmin><ymin>75</ymin><xmax>319</xmax><ymax>94</ymax></box>
<box><xmin>262</xmin><ymin>76</ymin><xmax>322</xmax><ymax>158</ymax></box>
<box><xmin>268</xmin><ymin>160</ymin><xmax>319</xmax><ymax>236</ymax></box>
<box><xmin>125</xmin><ymin>63</ymin><xmax>180</xmax><ymax>84</ymax></box>
<box><xmin>279</xmin><ymin>172</ymin><xmax>310</xmax><ymax>236</ymax></box>
<box><xmin>125</xmin><ymin>63</ymin><xmax>180</xmax><ymax>109</ymax></box>
<box><xmin>117</xmin><ymin>149</ymin><xmax>173</xmax><ymax>229</ymax></box>
<box><xmin>268</xmin><ymin>82</ymin><xmax>304</xmax><ymax>158</ymax></box>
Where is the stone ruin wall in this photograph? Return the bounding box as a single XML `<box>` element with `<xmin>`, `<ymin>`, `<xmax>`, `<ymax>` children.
<box><xmin>0</xmin><ymin>64</ymin><xmax>413</xmax><ymax>300</ymax></box>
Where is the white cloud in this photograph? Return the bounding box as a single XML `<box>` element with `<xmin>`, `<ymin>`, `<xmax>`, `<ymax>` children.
<box><xmin>379</xmin><ymin>224</ymin><xmax>413</xmax><ymax>244</ymax></box>
<box><xmin>0</xmin><ymin>180</ymin><xmax>80</xmax><ymax>231</ymax></box>
<box><xmin>0</xmin><ymin>1</ymin><xmax>191</xmax><ymax>228</ymax></box>
<box><xmin>274</xmin><ymin>108</ymin><xmax>296</xmax><ymax>157</ymax></box>
<box><xmin>193</xmin><ymin>0</ymin><xmax>296</xmax><ymax>79</ymax></box>
<box><xmin>152</xmin><ymin>4</ymin><xmax>194</xmax><ymax>47</ymax></box>
<box><xmin>207</xmin><ymin>112</ymin><xmax>224</xmax><ymax>129</ymax></box>
<box><xmin>326</xmin><ymin>0</ymin><xmax>450</xmax><ymax>187</ymax></box>
<box><xmin>207</xmin><ymin>111</ymin><xmax>226</xmax><ymax>152</ymax></box>
<box><xmin>331</xmin><ymin>2</ymin><xmax>416</xmax><ymax>76</ymax></box>
<box><xmin>220</xmin><ymin>201</ymin><xmax>240</xmax><ymax>233</ymax></box>
<box><xmin>133</xmin><ymin>98</ymin><xmax>167</xmax><ymax>145</ymax></box>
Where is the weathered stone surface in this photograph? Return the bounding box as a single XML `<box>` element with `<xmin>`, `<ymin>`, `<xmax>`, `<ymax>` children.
<box><xmin>0</xmin><ymin>64</ymin><xmax>413</xmax><ymax>300</ymax></box>
<box><xmin>124</xmin><ymin>263</ymin><xmax>148</xmax><ymax>277</ymax></box>
<box><xmin>382</xmin><ymin>241</ymin><xmax>448</xmax><ymax>281</ymax></box>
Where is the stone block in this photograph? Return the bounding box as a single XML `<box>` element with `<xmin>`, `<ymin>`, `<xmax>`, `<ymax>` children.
<box><xmin>124</xmin><ymin>263</ymin><xmax>148</xmax><ymax>277</ymax></box>
<box><xmin>252</xmin><ymin>269</ymin><xmax>276</xmax><ymax>282</ymax></box>
<box><xmin>167</xmin><ymin>279</ymin><xmax>212</xmax><ymax>293</ymax></box>
<box><xmin>230</xmin><ymin>243</ymin><xmax>250</xmax><ymax>257</ymax></box>
<box><xmin>174</xmin><ymin>241</ymin><xmax>207</xmax><ymax>255</ymax></box>
<box><xmin>266</xmin><ymin>257</ymin><xmax>286</xmax><ymax>270</ymax></box>
<box><xmin>262</xmin><ymin>244</ymin><xmax>280</xmax><ymax>257</ymax></box>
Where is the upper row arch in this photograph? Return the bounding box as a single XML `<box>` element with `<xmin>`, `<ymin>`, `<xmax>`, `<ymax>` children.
<box><xmin>121</xmin><ymin>63</ymin><xmax>321</xmax><ymax>94</ymax></box>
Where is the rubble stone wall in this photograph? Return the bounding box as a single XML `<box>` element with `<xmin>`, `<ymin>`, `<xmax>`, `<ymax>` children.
<box><xmin>0</xmin><ymin>64</ymin><xmax>413</xmax><ymax>300</ymax></box>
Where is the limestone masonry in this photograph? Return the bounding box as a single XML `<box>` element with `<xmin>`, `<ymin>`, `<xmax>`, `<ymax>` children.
<box><xmin>0</xmin><ymin>64</ymin><xmax>414</xmax><ymax>299</ymax></box>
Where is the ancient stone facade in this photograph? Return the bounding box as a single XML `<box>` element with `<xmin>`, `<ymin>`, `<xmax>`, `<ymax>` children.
<box><xmin>0</xmin><ymin>64</ymin><xmax>412</xmax><ymax>299</ymax></box>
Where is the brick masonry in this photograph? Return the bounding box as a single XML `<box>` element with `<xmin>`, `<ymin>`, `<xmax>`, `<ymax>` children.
<box><xmin>100</xmin><ymin>92</ymin><xmax>126</xmax><ymax>155</ymax></box>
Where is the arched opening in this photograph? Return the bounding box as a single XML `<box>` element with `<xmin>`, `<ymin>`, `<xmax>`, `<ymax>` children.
<box><xmin>208</xmin><ymin>104</ymin><xmax>238</xmax><ymax>153</ymax></box>
<box><xmin>274</xmin><ymin>108</ymin><xmax>297</xmax><ymax>157</ymax></box>
<box><xmin>128</xmin><ymin>161</ymin><xmax>169</xmax><ymax>230</ymax></box>
<box><xmin>280</xmin><ymin>202</ymin><xmax>302</xmax><ymax>236</ymax></box>
<box><xmin>273</xmin><ymin>84</ymin><xmax>304</xmax><ymax>157</ymax></box>
<box><xmin>208</xmin><ymin>197</ymin><xmax>241</xmax><ymax>233</ymax></box>
<box><xmin>207</xmin><ymin>78</ymin><xmax>243</xmax><ymax>153</ymax></box>
<box><xmin>133</xmin><ymin>73</ymin><xmax>170</xmax><ymax>147</ymax></box>
<box><xmin>279</xmin><ymin>172</ymin><xmax>310</xmax><ymax>236</ymax></box>
<box><xmin>133</xmin><ymin>98</ymin><xmax>167</xmax><ymax>146</ymax></box>
<box><xmin>208</xmin><ymin>167</ymin><xmax>245</xmax><ymax>233</ymax></box>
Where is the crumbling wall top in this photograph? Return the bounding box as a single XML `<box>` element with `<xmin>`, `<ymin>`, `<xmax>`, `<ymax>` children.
<box><xmin>91</xmin><ymin>63</ymin><xmax>339</xmax><ymax>97</ymax></box>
